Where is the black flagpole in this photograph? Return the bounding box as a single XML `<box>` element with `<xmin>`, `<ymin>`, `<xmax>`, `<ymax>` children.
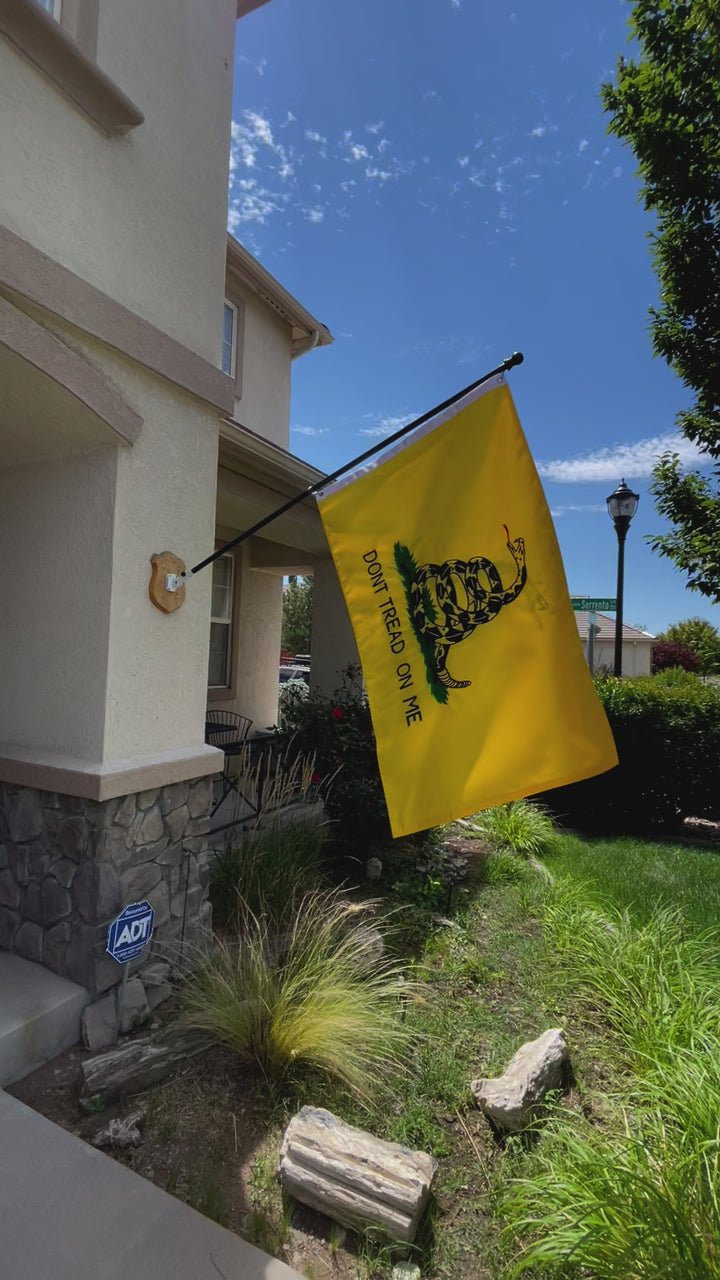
<box><xmin>182</xmin><ymin>350</ymin><xmax>523</xmax><ymax>583</ymax></box>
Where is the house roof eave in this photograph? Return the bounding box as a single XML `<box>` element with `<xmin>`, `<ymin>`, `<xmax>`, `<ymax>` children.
<box><xmin>225</xmin><ymin>234</ymin><xmax>333</xmax><ymax>349</ymax></box>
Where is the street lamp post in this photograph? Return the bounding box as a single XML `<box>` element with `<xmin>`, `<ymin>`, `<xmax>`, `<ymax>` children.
<box><xmin>606</xmin><ymin>479</ymin><xmax>640</xmax><ymax>677</ymax></box>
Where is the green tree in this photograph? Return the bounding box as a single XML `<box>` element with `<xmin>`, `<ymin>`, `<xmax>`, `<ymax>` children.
<box><xmin>281</xmin><ymin>575</ymin><xmax>313</xmax><ymax>655</ymax></box>
<box><xmin>658</xmin><ymin>616</ymin><xmax>720</xmax><ymax>675</ymax></box>
<box><xmin>602</xmin><ymin>0</ymin><xmax>720</xmax><ymax>602</ymax></box>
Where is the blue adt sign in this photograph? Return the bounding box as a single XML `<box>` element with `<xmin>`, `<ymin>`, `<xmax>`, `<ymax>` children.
<box><xmin>107</xmin><ymin>900</ymin><xmax>155</xmax><ymax>964</ymax></box>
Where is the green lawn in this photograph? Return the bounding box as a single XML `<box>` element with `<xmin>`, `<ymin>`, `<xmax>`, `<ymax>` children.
<box><xmin>542</xmin><ymin>830</ymin><xmax>720</xmax><ymax>933</ymax></box>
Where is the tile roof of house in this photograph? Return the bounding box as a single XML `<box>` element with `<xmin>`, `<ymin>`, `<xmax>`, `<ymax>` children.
<box><xmin>574</xmin><ymin>612</ymin><xmax>656</xmax><ymax>643</ymax></box>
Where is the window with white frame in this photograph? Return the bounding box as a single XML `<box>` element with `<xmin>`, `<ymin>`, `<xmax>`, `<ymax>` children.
<box><xmin>36</xmin><ymin>0</ymin><xmax>62</xmax><ymax>17</ymax></box>
<box><xmin>221</xmin><ymin>301</ymin><xmax>237</xmax><ymax>378</ymax></box>
<box><xmin>208</xmin><ymin>554</ymin><xmax>234</xmax><ymax>689</ymax></box>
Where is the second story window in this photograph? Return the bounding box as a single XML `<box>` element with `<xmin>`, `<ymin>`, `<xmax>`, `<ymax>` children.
<box><xmin>222</xmin><ymin>301</ymin><xmax>237</xmax><ymax>378</ymax></box>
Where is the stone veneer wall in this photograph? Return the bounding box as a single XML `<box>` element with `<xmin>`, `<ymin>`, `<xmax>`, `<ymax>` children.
<box><xmin>0</xmin><ymin>777</ymin><xmax>213</xmax><ymax>995</ymax></box>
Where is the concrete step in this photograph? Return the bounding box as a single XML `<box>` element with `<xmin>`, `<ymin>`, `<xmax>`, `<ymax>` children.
<box><xmin>0</xmin><ymin>952</ymin><xmax>90</xmax><ymax>1086</ymax></box>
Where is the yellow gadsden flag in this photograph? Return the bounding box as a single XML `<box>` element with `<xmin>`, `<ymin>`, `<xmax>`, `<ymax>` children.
<box><xmin>317</xmin><ymin>374</ymin><xmax>617</xmax><ymax>838</ymax></box>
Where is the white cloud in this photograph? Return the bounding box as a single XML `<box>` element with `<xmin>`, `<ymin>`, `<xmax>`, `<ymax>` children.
<box><xmin>230</xmin><ymin>111</ymin><xmax>294</xmax><ymax>180</ymax></box>
<box><xmin>303</xmin><ymin>206</ymin><xmax>325</xmax><ymax>223</ymax></box>
<box><xmin>347</xmin><ymin>143</ymin><xmax>370</xmax><ymax>162</ymax></box>
<box><xmin>365</xmin><ymin>166</ymin><xmax>393</xmax><ymax>182</ymax></box>
<box><xmin>359</xmin><ymin>411</ymin><xmax>418</xmax><ymax>438</ymax></box>
<box><xmin>365</xmin><ymin>121</ymin><xmax>384</xmax><ymax>134</ymax></box>
<box><xmin>292</xmin><ymin>425</ymin><xmax>329</xmax><ymax>436</ymax></box>
<box><xmin>530</xmin><ymin>123</ymin><xmax>547</xmax><ymax>138</ymax></box>
<box><xmin>227</xmin><ymin>176</ymin><xmax>287</xmax><ymax>227</ymax></box>
<box><xmin>538</xmin><ymin>433</ymin><xmax>712</xmax><ymax>483</ymax></box>
<box><xmin>550</xmin><ymin>504</ymin><xmax>608</xmax><ymax>517</ymax></box>
<box><xmin>305</xmin><ymin>129</ymin><xmax>327</xmax><ymax>144</ymax></box>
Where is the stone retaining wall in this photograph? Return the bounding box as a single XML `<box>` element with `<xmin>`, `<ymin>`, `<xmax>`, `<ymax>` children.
<box><xmin>0</xmin><ymin>778</ymin><xmax>212</xmax><ymax>994</ymax></box>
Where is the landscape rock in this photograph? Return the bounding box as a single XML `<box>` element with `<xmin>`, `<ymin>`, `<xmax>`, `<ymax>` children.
<box><xmin>354</xmin><ymin>925</ymin><xmax>385</xmax><ymax>967</ymax></box>
<box><xmin>119</xmin><ymin>976</ymin><xmax>151</xmax><ymax>1033</ymax></box>
<box><xmin>365</xmin><ymin>857</ymin><xmax>383</xmax><ymax>881</ymax></box>
<box><xmin>92</xmin><ymin>1109</ymin><xmax>146</xmax><ymax>1150</ymax></box>
<box><xmin>471</xmin><ymin>1028</ymin><xmax>569</xmax><ymax>1133</ymax></box>
<box><xmin>140</xmin><ymin>961</ymin><xmax>174</xmax><ymax>1009</ymax></box>
<box><xmin>391</xmin><ymin>1265</ymin><xmax>422</xmax><ymax>1280</ymax></box>
<box><xmin>82</xmin><ymin>992</ymin><xmax>118</xmax><ymax>1052</ymax></box>
<box><xmin>279</xmin><ymin>1106</ymin><xmax>436</xmax><ymax>1243</ymax></box>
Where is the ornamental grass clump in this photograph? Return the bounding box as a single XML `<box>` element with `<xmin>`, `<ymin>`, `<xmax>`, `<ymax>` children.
<box><xmin>472</xmin><ymin>800</ymin><xmax>556</xmax><ymax>880</ymax></box>
<box><xmin>182</xmin><ymin>888</ymin><xmax>415</xmax><ymax>1099</ymax></box>
<box><xmin>209</xmin><ymin>814</ymin><xmax>327</xmax><ymax>927</ymax></box>
<box><xmin>502</xmin><ymin>884</ymin><xmax>720</xmax><ymax>1277</ymax></box>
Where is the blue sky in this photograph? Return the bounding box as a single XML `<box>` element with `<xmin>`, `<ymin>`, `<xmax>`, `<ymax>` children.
<box><xmin>229</xmin><ymin>0</ymin><xmax>718</xmax><ymax>638</ymax></box>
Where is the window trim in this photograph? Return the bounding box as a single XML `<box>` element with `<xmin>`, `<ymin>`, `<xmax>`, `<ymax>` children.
<box><xmin>222</xmin><ymin>290</ymin><xmax>245</xmax><ymax>398</ymax></box>
<box><xmin>37</xmin><ymin>0</ymin><xmax>62</xmax><ymax>22</ymax></box>
<box><xmin>207</xmin><ymin>547</ymin><xmax>241</xmax><ymax>701</ymax></box>
<box><xmin>1</xmin><ymin>0</ymin><xmax>143</xmax><ymax>135</ymax></box>
<box><xmin>222</xmin><ymin>300</ymin><xmax>238</xmax><ymax>380</ymax></box>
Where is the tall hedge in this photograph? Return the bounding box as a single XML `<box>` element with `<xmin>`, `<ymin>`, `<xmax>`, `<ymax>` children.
<box><xmin>536</xmin><ymin>671</ymin><xmax>720</xmax><ymax>833</ymax></box>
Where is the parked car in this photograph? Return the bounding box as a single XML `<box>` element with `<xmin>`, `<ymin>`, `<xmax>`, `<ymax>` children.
<box><xmin>279</xmin><ymin>665</ymin><xmax>310</xmax><ymax>686</ymax></box>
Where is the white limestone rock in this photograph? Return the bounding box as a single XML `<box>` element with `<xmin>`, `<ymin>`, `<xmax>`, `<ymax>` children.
<box><xmin>81</xmin><ymin>992</ymin><xmax>117</xmax><ymax>1052</ymax></box>
<box><xmin>92</xmin><ymin>1109</ymin><xmax>146</xmax><ymax>1150</ymax></box>
<box><xmin>279</xmin><ymin>1107</ymin><xmax>436</xmax><ymax>1243</ymax></box>
<box><xmin>119</xmin><ymin>976</ymin><xmax>150</xmax><ymax>1033</ymax></box>
<box><xmin>471</xmin><ymin>1028</ymin><xmax>569</xmax><ymax>1133</ymax></box>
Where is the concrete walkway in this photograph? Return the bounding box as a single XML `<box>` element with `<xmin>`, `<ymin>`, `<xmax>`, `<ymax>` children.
<box><xmin>0</xmin><ymin>1088</ymin><xmax>303</xmax><ymax>1280</ymax></box>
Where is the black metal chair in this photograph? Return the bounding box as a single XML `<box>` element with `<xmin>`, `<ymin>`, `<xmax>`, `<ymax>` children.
<box><xmin>204</xmin><ymin>710</ymin><xmax>253</xmax><ymax>817</ymax></box>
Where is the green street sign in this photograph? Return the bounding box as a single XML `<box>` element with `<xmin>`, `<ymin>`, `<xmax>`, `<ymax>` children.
<box><xmin>571</xmin><ymin>597</ymin><xmax>617</xmax><ymax>612</ymax></box>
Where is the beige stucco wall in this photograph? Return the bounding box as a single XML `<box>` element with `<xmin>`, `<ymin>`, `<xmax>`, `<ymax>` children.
<box><xmin>310</xmin><ymin>556</ymin><xmax>360</xmax><ymax>696</ymax></box>
<box><xmin>0</xmin><ymin>448</ymin><xmax>116</xmax><ymax>757</ymax></box>
<box><xmin>103</xmin><ymin>368</ymin><xmax>219</xmax><ymax>761</ymax></box>
<box><xmin>0</xmin><ymin>0</ymin><xmax>236</xmax><ymax>365</ymax></box>
<box><xmin>210</xmin><ymin>542</ymin><xmax>285</xmax><ymax>730</ymax></box>
<box><xmin>0</xmin><ymin>320</ymin><xmax>220</xmax><ymax>772</ymax></box>
<box><xmin>231</xmin><ymin>290</ymin><xmax>292</xmax><ymax>446</ymax></box>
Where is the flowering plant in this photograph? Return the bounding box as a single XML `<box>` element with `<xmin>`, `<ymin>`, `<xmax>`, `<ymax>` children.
<box><xmin>283</xmin><ymin>664</ymin><xmax>392</xmax><ymax>847</ymax></box>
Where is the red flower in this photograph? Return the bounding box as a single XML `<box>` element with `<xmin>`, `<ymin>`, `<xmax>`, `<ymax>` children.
<box><xmin>331</xmin><ymin>707</ymin><xmax>344</xmax><ymax>721</ymax></box>
<box><xmin>311</xmin><ymin>770</ymin><xmax>322</xmax><ymax>784</ymax></box>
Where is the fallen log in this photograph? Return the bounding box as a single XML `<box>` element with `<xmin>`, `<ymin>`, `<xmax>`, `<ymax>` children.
<box><xmin>80</xmin><ymin>1028</ymin><xmax>211</xmax><ymax>1103</ymax></box>
<box><xmin>279</xmin><ymin>1107</ymin><xmax>436</xmax><ymax>1243</ymax></box>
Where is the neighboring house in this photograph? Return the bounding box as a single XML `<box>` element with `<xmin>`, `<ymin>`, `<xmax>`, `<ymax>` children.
<box><xmin>575</xmin><ymin>612</ymin><xmax>655</xmax><ymax>676</ymax></box>
<box><xmin>0</xmin><ymin>0</ymin><xmax>356</xmax><ymax>1004</ymax></box>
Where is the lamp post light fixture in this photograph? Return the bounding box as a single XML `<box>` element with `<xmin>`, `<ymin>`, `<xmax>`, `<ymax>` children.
<box><xmin>606</xmin><ymin>479</ymin><xmax>640</xmax><ymax>677</ymax></box>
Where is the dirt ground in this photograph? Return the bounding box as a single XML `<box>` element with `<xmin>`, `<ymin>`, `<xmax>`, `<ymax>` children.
<box><xmin>10</xmin><ymin>1031</ymin><xmax>374</xmax><ymax>1279</ymax></box>
<box><xmin>9</xmin><ymin>1014</ymin><xmax>495</xmax><ymax>1280</ymax></box>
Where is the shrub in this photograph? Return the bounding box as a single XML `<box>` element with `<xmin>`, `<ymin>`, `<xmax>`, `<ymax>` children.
<box><xmin>209</xmin><ymin>815</ymin><xmax>327</xmax><ymax>927</ymax></box>
<box><xmin>282</xmin><ymin>664</ymin><xmax>393</xmax><ymax>847</ymax></box>
<box><xmin>277</xmin><ymin>677</ymin><xmax>309</xmax><ymax>730</ymax></box>
<box><xmin>651</xmin><ymin>639</ymin><xmax>701</xmax><ymax>673</ymax></box>
<box><xmin>182</xmin><ymin>889</ymin><xmax>414</xmax><ymax>1098</ymax></box>
<box><xmin>535</xmin><ymin>672</ymin><xmax>720</xmax><ymax>832</ymax></box>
